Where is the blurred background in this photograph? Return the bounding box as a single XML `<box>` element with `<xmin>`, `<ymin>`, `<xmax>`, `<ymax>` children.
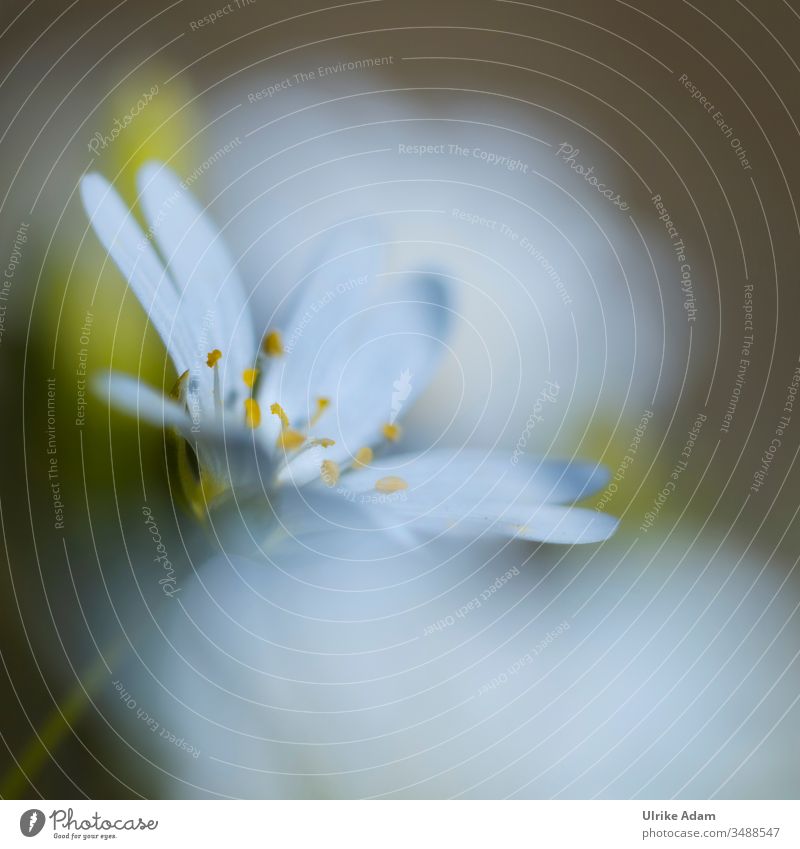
<box><xmin>1</xmin><ymin>0</ymin><xmax>799</xmax><ymax>798</ymax></box>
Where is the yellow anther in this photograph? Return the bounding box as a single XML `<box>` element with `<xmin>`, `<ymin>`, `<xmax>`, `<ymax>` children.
<box><xmin>242</xmin><ymin>368</ymin><xmax>259</xmax><ymax>389</ymax></box>
<box><xmin>310</xmin><ymin>438</ymin><xmax>335</xmax><ymax>448</ymax></box>
<box><xmin>321</xmin><ymin>459</ymin><xmax>340</xmax><ymax>487</ymax></box>
<box><xmin>244</xmin><ymin>398</ymin><xmax>261</xmax><ymax>429</ymax></box>
<box><xmin>270</xmin><ymin>402</ymin><xmax>290</xmax><ymax>429</ymax></box>
<box><xmin>382</xmin><ymin>422</ymin><xmax>401</xmax><ymax>442</ymax></box>
<box><xmin>375</xmin><ymin>476</ymin><xmax>408</xmax><ymax>493</ymax></box>
<box><xmin>263</xmin><ymin>330</ymin><xmax>284</xmax><ymax>357</ymax></box>
<box><xmin>206</xmin><ymin>349</ymin><xmax>222</xmax><ymax>368</ymax></box>
<box><xmin>353</xmin><ymin>446</ymin><xmax>373</xmax><ymax>468</ymax></box>
<box><xmin>276</xmin><ymin>428</ymin><xmax>306</xmax><ymax>451</ymax></box>
<box><xmin>170</xmin><ymin>369</ymin><xmax>190</xmax><ymax>401</ymax></box>
<box><xmin>310</xmin><ymin>396</ymin><xmax>331</xmax><ymax>426</ymax></box>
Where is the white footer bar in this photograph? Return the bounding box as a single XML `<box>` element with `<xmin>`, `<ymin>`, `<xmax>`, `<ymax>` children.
<box><xmin>2</xmin><ymin>800</ymin><xmax>797</xmax><ymax>847</ymax></box>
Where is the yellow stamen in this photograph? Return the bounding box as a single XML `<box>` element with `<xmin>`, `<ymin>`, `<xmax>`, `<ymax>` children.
<box><xmin>270</xmin><ymin>402</ymin><xmax>290</xmax><ymax>429</ymax></box>
<box><xmin>242</xmin><ymin>368</ymin><xmax>259</xmax><ymax>389</ymax></box>
<box><xmin>375</xmin><ymin>476</ymin><xmax>408</xmax><ymax>493</ymax></box>
<box><xmin>382</xmin><ymin>422</ymin><xmax>401</xmax><ymax>442</ymax></box>
<box><xmin>310</xmin><ymin>396</ymin><xmax>331</xmax><ymax>425</ymax></box>
<box><xmin>263</xmin><ymin>330</ymin><xmax>284</xmax><ymax>357</ymax></box>
<box><xmin>206</xmin><ymin>349</ymin><xmax>222</xmax><ymax>368</ymax></box>
<box><xmin>310</xmin><ymin>438</ymin><xmax>335</xmax><ymax>448</ymax></box>
<box><xmin>321</xmin><ymin>459</ymin><xmax>340</xmax><ymax>487</ymax></box>
<box><xmin>170</xmin><ymin>369</ymin><xmax>190</xmax><ymax>401</ymax></box>
<box><xmin>353</xmin><ymin>446</ymin><xmax>373</xmax><ymax>468</ymax></box>
<box><xmin>244</xmin><ymin>398</ymin><xmax>261</xmax><ymax>428</ymax></box>
<box><xmin>276</xmin><ymin>429</ymin><xmax>306</xmax><ymax>451</ymax></box>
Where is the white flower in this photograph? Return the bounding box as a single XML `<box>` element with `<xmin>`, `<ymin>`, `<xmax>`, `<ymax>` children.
<box><xmin>80</xmin><ymin>161</ymin><xmax>617</xmax><ymax>546</ymax></box>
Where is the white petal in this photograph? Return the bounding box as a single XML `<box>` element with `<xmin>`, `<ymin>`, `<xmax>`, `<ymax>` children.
<box><xmin>95</xmin><ymin>369</ymin><xmax>191</xmax><ymax>431</ymax></box>
<box><xmin>257</xmin><ymin>226</ymin><xmax>387</xmax><ymax>438</ymax></box>
<box><xmin>400</xmin><ymin>503</ymin><xmax>619</xmax><ymax>545</ymax></box>
<box><xmin>94</xmin><ymin>371</ymin><xmax>274</xmax><ymax>490</ymax></box>
<box><xmin>322</xmin><ymin>449</ymin><xmax>616</xmax><ymax>544</ymax></box>
<box><xmin>136</xmin><ymin>162</ymin><xmax>257</xmax><ymax>405</ymax></box>
<box><xmin>316</xmin><ymin>491</ymin><xmax>618</xmax><ymax>545</ymax></box>
<box><xmin>340</xmin><ymin>449</ymin><xmax>610</xmax><ymax>504</ymax></box>
<box><xmin>321</xmin><ymin>272</ymin><xmax>451</xmax><ymax>464</ymax></box>
<box><xmin>80</xmin><ymin>173</ymin><xmax>196</xmax><ymax>375</ymax></box>
<box><xmin>257</xmin><ymin>228</ymin><xmax>451</xmax><ymax>461</ymax></box>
